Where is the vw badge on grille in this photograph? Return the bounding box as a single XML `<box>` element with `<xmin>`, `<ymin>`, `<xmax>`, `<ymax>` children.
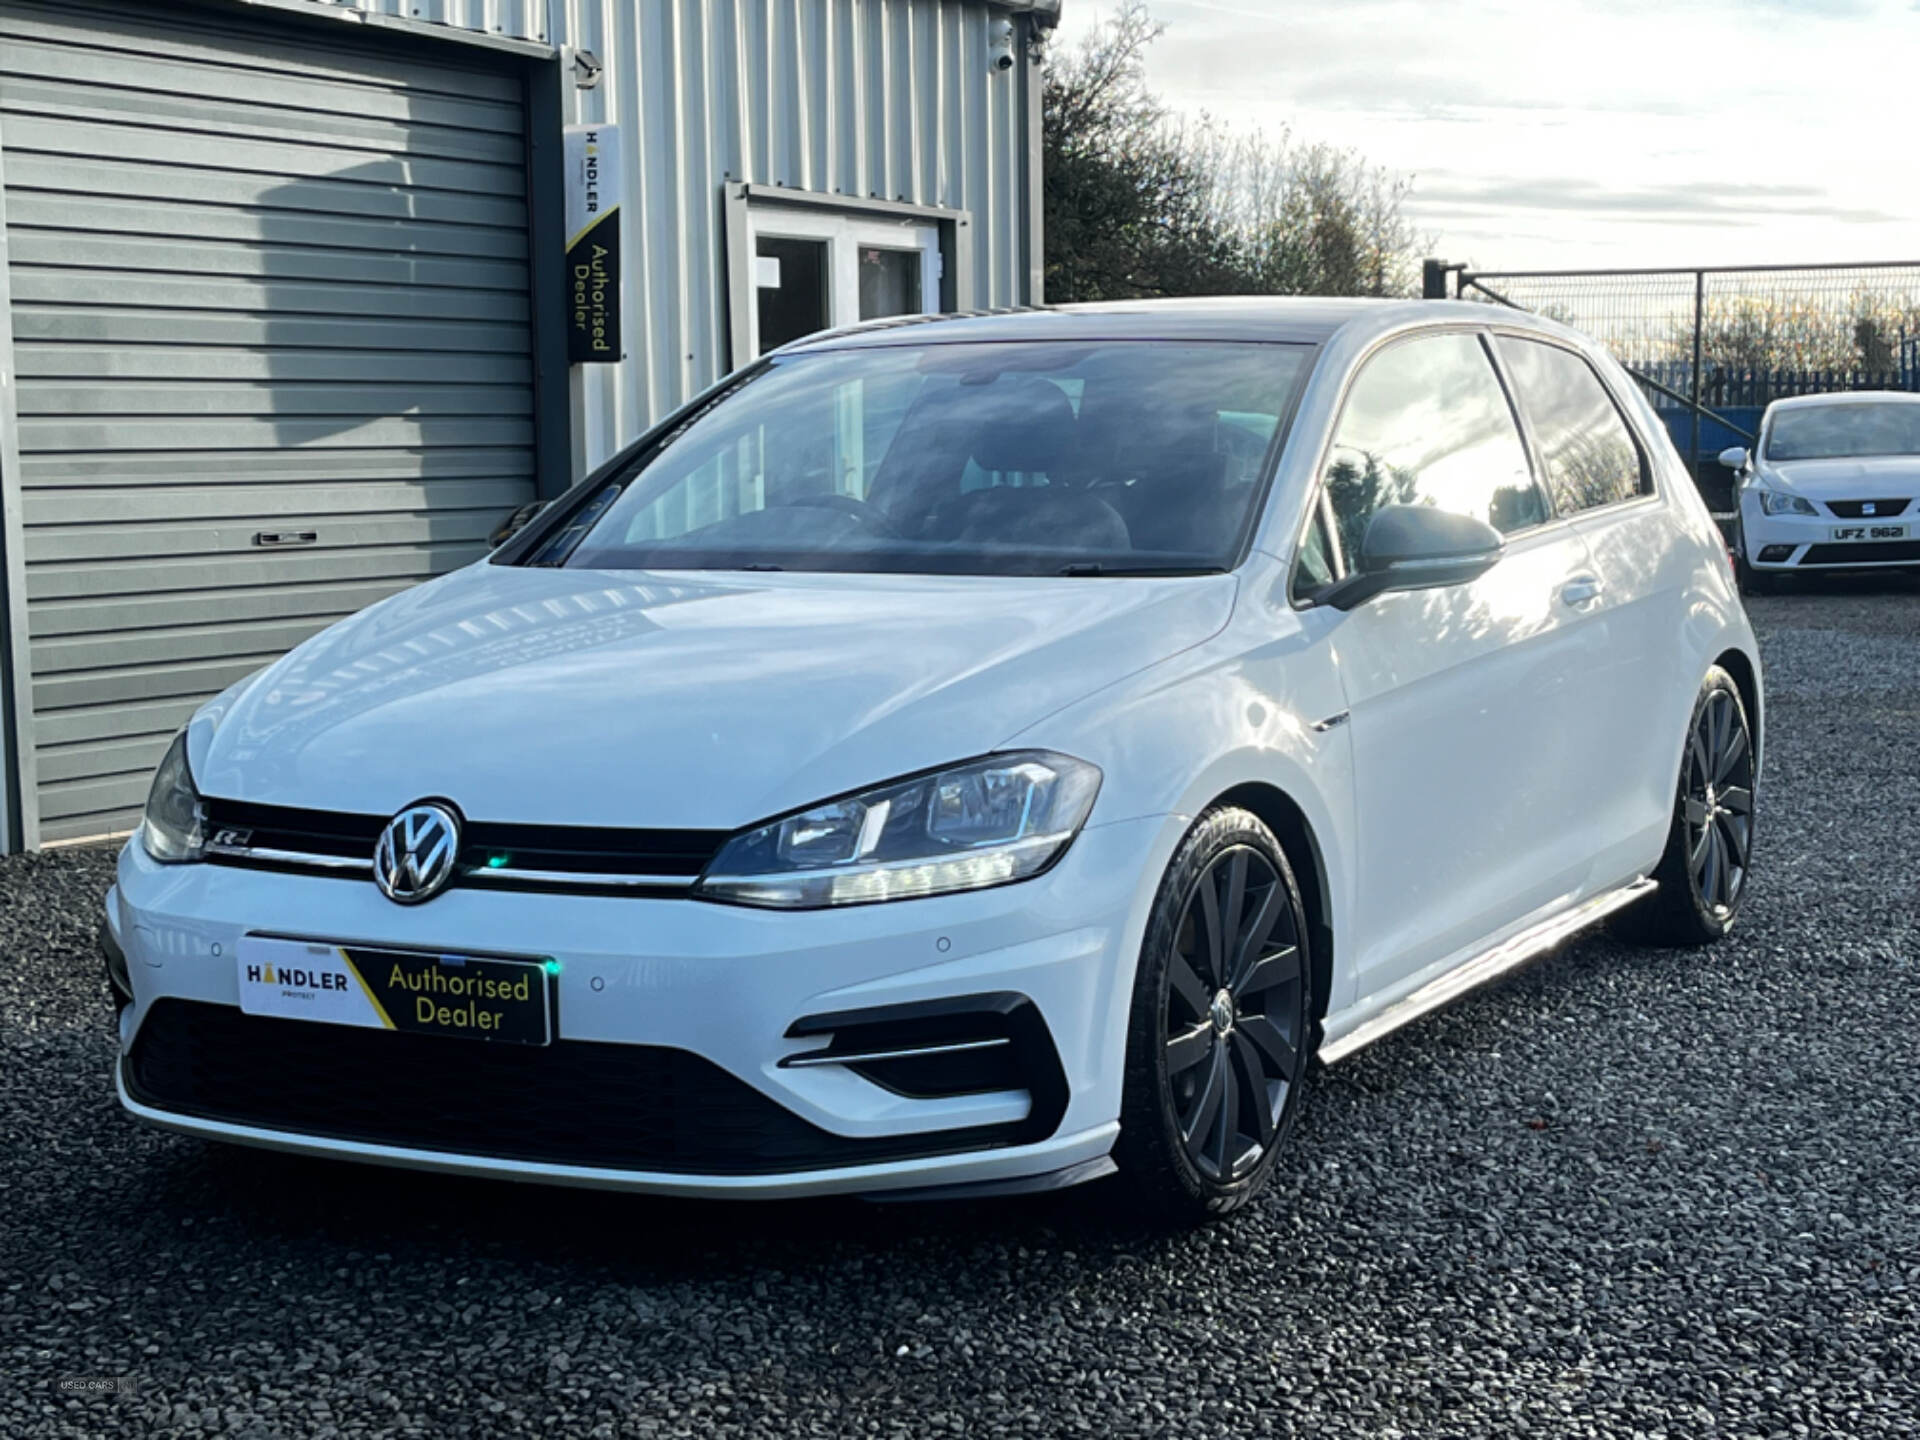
<box><xmin>374</xmin><ymin>802</ymin><xmax>461</xmax><ymax>904</ymax></box>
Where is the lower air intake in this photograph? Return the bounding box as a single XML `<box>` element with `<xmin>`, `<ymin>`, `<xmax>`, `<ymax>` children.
<box><xmin>128</xmin><ymin>1000</ymin><xmax>1031</xmax><ymax>1175</ymax></box>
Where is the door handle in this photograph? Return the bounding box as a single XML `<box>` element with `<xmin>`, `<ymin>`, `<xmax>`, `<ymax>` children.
<box><xmin>1559</xmin><ymin>576</ymin><xmax>1604</xmax><ymax>608</ymax></box>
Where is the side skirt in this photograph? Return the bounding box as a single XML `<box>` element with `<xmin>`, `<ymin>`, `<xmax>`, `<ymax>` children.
<box><xmin>1318</xmin><ymin>878</ymin><xmax>1658</xmax><ymax>1065</ymax></box>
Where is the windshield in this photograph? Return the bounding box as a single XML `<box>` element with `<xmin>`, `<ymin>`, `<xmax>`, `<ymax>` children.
<box><xmin>1765</xmin><ymin>402</ymin><xmax>1920</xmax><ymax>462</ymax></box>
<box><xmin>549</xmin><ymin>340</ymin><xmax>1313</xmax><ymax>576</ymax></box>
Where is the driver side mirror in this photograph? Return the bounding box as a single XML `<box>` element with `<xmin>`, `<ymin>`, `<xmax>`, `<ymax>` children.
<box><xmin>1717</xmin><ymin>446</ymin><xmax>1749</xmax><ymax>471</ymax></box>
<box><xmin>1321</xmin><ymin>505</ymin><xmax>1505</xmax><ymax>612</ymax></box>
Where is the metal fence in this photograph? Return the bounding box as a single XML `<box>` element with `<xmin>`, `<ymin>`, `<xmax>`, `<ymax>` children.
<box><xmin>1422</xmin><ymin>259</ymin><xmax>1920</xmax><ymax>508</ymax></box>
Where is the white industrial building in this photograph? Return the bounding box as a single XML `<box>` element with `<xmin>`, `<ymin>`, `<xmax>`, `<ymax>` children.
<box><xmin>0</xmin><ymin>0</ymin><xmax>1057</xmax><ymax>849</ymax></box>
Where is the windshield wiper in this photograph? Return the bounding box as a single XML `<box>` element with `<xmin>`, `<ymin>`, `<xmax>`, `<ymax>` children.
<box><xmin>1057</xmin><ymin>562</ymin><xmax>1228</xmax><ymax>577</ymax></box>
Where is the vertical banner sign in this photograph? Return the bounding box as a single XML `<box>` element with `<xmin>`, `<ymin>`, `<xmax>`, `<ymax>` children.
<box><xmin>564</xmin><ymin>124</ymin><xmax>623</xmax><ymax>363</ymax></box>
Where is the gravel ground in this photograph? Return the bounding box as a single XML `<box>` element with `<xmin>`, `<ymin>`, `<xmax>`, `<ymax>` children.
<box><xmin>3</xmin><ymin>577</ymin><xmax>1917</xmax><ymax>1439</ymax></box>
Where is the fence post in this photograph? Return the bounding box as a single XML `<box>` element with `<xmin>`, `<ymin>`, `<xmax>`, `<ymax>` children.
<box><xmin>1423</xmin><ymin>259</ymin><xmax>1450</xmax><ymax>300</ymax></box>
<box><xmin>1688</xmin><ymin>270</ymin><xmax>1705</xmax><ymax>479</ymax></box>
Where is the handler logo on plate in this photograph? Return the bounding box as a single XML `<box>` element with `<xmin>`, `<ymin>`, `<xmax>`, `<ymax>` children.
<box><xmin>236</xmin><ymin>936</ymin><xmax>553</xmax><ymax>1045</ymax></box>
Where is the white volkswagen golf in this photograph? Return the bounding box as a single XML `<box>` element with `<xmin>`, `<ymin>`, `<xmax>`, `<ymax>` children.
<box><xmin>104</xmin><ymin>299</ymin><xmax>1762</xmax><ymax>1223</ymax></box>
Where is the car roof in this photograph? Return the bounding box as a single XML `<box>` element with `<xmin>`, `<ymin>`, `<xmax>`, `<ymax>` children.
<box><xmin>779</xmin><ymin>296</ymin><xmax>1576</xmax><ymax>353</ymax></box>
<box><xmin>1768</xmin><ymin>390</ymin><xmax>1920</xmax><ymax>412</ymax></box>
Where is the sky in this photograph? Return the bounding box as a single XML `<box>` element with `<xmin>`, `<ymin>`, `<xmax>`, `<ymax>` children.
<box><xmin>1049</xmin><ymin>0</ymin><xmax>1920</xmax><ymax>272</ymax></box>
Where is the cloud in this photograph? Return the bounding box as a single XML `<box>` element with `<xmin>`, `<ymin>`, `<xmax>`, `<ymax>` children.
<box><xmin>1053</xmin><ymin>0</ymin><xmax>1920</xmax><ymax>265</ymax></box>
<box><xmin>1407</xmin><ymin>177</ymin><xmax>1905</xmax><ymax>227</ymax></box>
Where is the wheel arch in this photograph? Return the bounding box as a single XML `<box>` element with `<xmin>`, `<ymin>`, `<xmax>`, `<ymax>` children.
<box><xmin>1713</xmin><ymin>645</ymin><xmax>1763</xmax><ymax>773</ymax></box>
<box><xmin>1210</xmin><ymin>782</ymin><xmax>1335</xmax><ymax>1041</ymax></box>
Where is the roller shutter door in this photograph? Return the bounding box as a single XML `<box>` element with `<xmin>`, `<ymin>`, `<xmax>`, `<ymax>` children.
<box><xmin>1</xmin><ymin>0</ymin><xmax>536</xmax><ymax>843</ymax></box>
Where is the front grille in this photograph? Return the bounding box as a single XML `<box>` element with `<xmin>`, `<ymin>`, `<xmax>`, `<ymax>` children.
<box><xmin>460</xmin><ymin>819</ymin><xmax>723</xmax><ymax>879</ymax></box>
<box><xmin>200</xmin><ymin>797</ymin><xmax>728</xmax><ymax>893</ymax></box>
<box><xmin>1825</xmin><ymin>499</ymin><xmax>1911</xmax><ymax>519</ymax></box>
<box><xmin>203</xmin><ymin>798</ymin><xmax>376</xmax><ymax>862</ymax></box>
<box><xmin>127</xmin><ymin>1000</ymin><xmax>1026</xmax><ymax>1175</ymax></box>
<box><xmin>1799</xmin><ymin>540</ymin><xmax>1920</xmax><ymax>566</ymax></box>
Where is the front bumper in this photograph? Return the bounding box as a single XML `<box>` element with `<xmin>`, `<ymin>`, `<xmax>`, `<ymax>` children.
<box><xmin>1740</xmin><ymin>494</ymin><xmax>1920</xmax><ymax>571</ymax></box>
<box><xmin>108</xmin><ymin>812</ymin><xmax>1181</xmax><ymax>1198</ymax></box>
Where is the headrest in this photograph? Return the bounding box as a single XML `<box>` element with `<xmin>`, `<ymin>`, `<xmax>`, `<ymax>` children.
<box><xmin>965</xmin><ymin>377</ymin><xmax>1080</xmax><ymax>476</ymax></box>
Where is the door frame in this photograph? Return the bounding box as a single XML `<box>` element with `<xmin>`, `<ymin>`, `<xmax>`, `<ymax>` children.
<box><xmin>723</xmin><ymin>183</ymin><xmax>973</xmax><ymax>373</ymax></box>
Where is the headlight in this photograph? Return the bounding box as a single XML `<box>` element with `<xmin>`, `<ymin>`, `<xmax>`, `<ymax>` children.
<box><xmin>139</xmin><ymin>730</ymin><xmax>205</xmax><ymax>863</ymax></box>
<box><xmin>696</xmin><ymin>752</ymin><xmax>1102</xmax><ymax>908</ymax></box>
<box><xmin>1759</xmin><ymin>488</ymin><xmax>1817</xmax><ymax>517</ymax></box>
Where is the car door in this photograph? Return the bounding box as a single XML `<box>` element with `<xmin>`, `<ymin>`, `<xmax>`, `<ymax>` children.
<box><xmin>1311</xmin><ymin>330</ymin><xmax>1614</xmax><ymax>1000</ymax></box>
<box><xmin>1491</xmin><ymin>333</ymin><xmax>1690</xmax><ymax>885</ymax></box>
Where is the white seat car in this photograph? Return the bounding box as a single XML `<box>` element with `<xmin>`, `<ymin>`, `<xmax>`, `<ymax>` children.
<box><xmin>1724</xmin><ymin>390</ymin><xmax>1920</xmax><ymax>591</ymax></box>
<box><xmin>104</xmin><ymin>299</ymin><xmax>1762</xmax><ymax>1223</ymax></box>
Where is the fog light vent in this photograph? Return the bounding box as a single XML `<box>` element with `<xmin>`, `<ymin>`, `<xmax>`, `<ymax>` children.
<box><xmin>1758</xmin><ymin>544</ymin><xmax>1796</xmax><ymax>563</ymax></box>
<box><xmin>782</xmin><ymin>993</ymin><xmax>1068</xmax><ymax>1141</ymax></box>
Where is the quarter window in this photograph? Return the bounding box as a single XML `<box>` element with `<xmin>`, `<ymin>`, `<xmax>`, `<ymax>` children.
<box><xmin>1494</xmin><ymin>337</ymin><xmax>1649</xmax><ymax>514</ymax></box>
<box><xmin>1291</xmin><ymin>498</ymin><xmax>1337</xmax><ymax>601</ymax></box>
<box><xmin>1320</xmin><ymin>332</ymin><xmax>1546</xmax><ymax>566</ymax></box>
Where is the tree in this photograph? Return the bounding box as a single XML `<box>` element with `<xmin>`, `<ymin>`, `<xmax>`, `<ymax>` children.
<box><xmin>1658</xmin><ymin>290</ymin><xmax>1920</xmax><ymax>375</ymax></box>
<box><xmin>1041</xmin><ymin>5</ymin><xmax>1240</xmax><ymax>302</ymax></box>
<box><xmin>1042</xmin><ymin>3</ymin><xmax>1425</xmax><ymax>304</ymax></box>
<box><xmin>1217</xmin><ymin>136</ymin><xmax>1423</xmax><ymax>299</ymax></box>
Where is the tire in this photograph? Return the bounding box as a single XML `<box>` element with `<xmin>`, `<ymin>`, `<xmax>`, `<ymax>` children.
<box><xmin>1615</xmin><ymin>666</ymin><xmax>1756</xmax><ymax>947</ymax></box>
<box><xmin>1113</xmin><ymin>806</ymin><xmax>1313</xmax><ymax>1224</ymax></box>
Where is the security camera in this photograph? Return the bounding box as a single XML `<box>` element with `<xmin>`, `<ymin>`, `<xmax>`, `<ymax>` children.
<box><xmin>989</xmin><ymin>19</ymin><xmax>1016</xmax><ymax>71</ymax></box>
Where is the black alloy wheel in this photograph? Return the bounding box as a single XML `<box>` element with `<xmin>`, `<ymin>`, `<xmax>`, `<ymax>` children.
<box><xmin>1617</xmin><ymin>665</ymin><xmax>1757</xmax><ymax>947</ymax></box>
<box><xmin>1165</xmin><ymin>846</ymin><xmax>1303</xmax><ymax>1182</ymax></box>
<box><xmin>1683</xmin><ymin>684</ymin><xmax>1755</xmax><ymax>920</ymax></box>
<box><xmin>1117</xmin><ymin>806</ymin><xmax>1312</xmax><ymax>1221</ymax></box>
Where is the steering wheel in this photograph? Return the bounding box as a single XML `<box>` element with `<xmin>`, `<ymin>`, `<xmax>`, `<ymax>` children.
<box><xmin>784</xmin><ymin>492</ymin><xmax>905</xmax><ymax>538</ymax></box>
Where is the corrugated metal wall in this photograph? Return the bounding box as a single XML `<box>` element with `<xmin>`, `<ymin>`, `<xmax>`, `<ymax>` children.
<box><xmin>322</xmin><ymin>0</ymin><xmax>551</xmax><ymax>45</ymax></box>
<box><xmin>260</xmin><ymin>1</ymin><xmax>1044</xmax><ymax>471</ymax></box>
<box><xmin>0</xmin><ymin>0</ymin><xmax>536</xmax><ymax>842</ymax></box>
<box><xmin>0</xmin><ymin>0</ymin><xmax>1043</xmax><ymax>847</ymax></box>
<box><xmin>550</xmin><ymin>0</ymin><xmax>1041</xmax><ymax>473</ymax></box>
<box><xmin>192</xmin><ymin>0</ymin><xmax>1044</xmax><ymax>478</ymax></box>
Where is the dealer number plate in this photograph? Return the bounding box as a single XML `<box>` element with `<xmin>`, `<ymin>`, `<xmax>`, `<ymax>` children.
<box><xmin>1829</xmin><ymin>523</ymin><xmax>1909</xmax><ymax>542</ymax></box>
<box><xmin>236</xmin><ymin>935</ymin><xmax>554</xmax><ymax>1045</ymax></box>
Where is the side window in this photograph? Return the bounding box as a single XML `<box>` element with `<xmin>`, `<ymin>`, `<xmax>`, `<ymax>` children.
<box><xmin>1321</xmin><ymin>332</ymin><xmax>1546</xmax><ymax>564</ymax></box>
<box><xmin>1494</xmin><ymin>337</ymin><xmax>1649</xmax><ymax>514</ymax></box>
